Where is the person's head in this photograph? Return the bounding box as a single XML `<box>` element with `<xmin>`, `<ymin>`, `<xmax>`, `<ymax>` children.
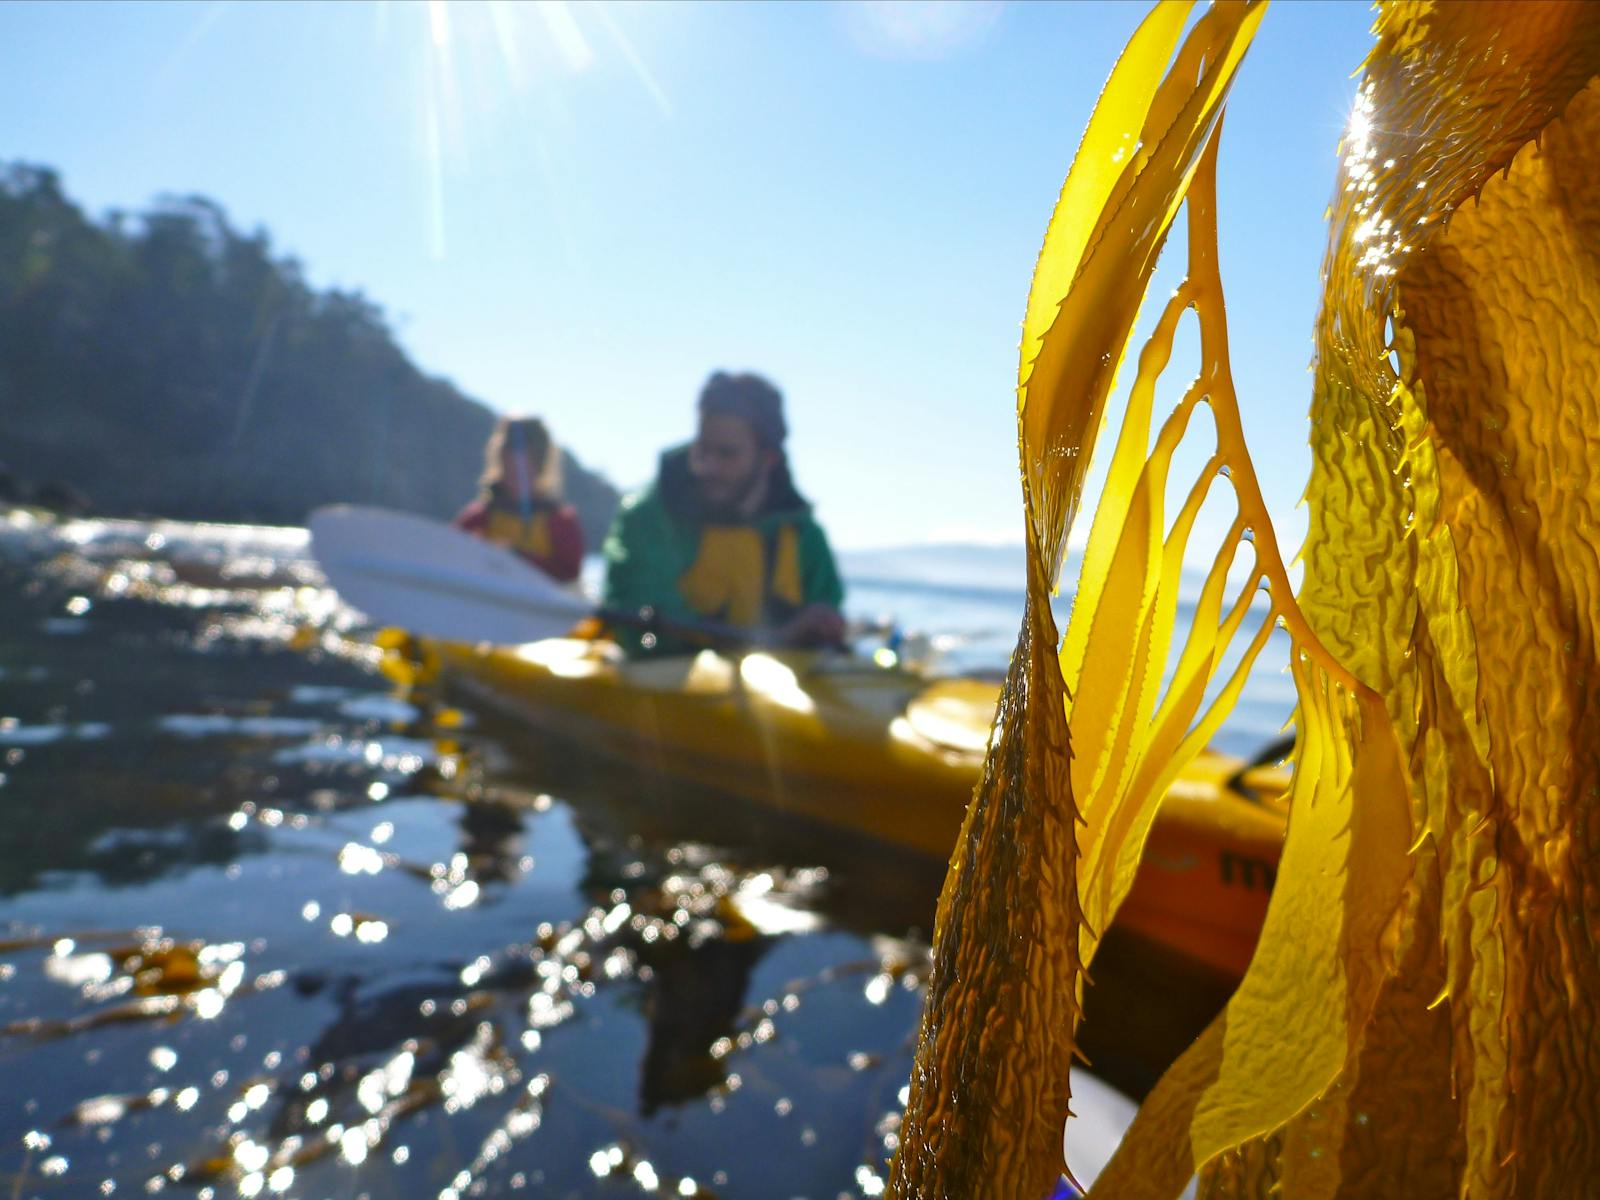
<box><xmin>690</xmin><ymin>371</ymin><xmax>786</xmax><ymax>511</ymax></box>
<box><xmin>481</xmin><ymin>416</ymin><xmax>562</xmax><ymax>503</ymax></box>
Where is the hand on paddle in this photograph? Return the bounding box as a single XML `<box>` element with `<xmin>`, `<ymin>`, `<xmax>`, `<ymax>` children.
<box><xmin>777</xmin><ymin>603</ymin><xmax>847</xmax><ymax>649</ymax></box>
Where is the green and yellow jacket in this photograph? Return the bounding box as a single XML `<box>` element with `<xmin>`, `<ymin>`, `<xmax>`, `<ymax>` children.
<box><xmin>601</xmin><ymin>445</ymin><xmax>843</xmax><ymax>656</ymax></box>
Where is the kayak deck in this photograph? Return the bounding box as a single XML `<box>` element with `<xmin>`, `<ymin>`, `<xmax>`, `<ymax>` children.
<box><xmin>426</xmin><ymin>637</ymin><xmax>1288</xmax><ymax>980</ymax></box>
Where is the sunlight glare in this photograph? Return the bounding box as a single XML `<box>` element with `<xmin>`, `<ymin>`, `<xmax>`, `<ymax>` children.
<box><xmin>535</xmin><ymin>1</ymin><xmax>595</xmax><ymax>73</ymax></box>
<box><xmin>387</xmin><ymin>0</ymin><xmax>676</xmax><ymax>265</ymax></box>
<box><xmin>593</xmin><ymin>3</ymin><xmax>673</xmax><ymax>117</ymax></box>
<box><xmin>427</xmin><ymin>0</ymin><xmax>451</xmax><ymax>50</ymax></box>
<box><xmin>485</xmin><ymin>0</ymin><xmax>527</xmax><ymax>90</ymax></box>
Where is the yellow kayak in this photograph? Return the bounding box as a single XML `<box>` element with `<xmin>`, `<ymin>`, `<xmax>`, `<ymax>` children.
<box><xmin>414</xmin><ymin>637</ymin><xmax>1287</xmax><ymax>981</ymax></box>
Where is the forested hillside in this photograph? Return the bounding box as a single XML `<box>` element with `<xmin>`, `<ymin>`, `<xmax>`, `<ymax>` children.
<box><xmin>0</xmin><ymin>163</ymin><xmax>618</xmax><ymax>543</ymax></box>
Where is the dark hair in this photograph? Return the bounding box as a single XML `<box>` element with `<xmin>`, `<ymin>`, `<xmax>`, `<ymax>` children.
<box><xmin>479</xmin><ymin>416</ymin><xmax>563</xmax><ymax>501</ymax></box>
<box><xmin>698</xmin><ymin>371</ymin><xmax>787</xmax><ymax>448</ymax></box>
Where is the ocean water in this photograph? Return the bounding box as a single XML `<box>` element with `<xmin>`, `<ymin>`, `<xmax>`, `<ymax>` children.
<box><xmin>0</xmin><ymin>512</ymin><xmax>1271</xmax><ymax>1198</ymax></box>
<box><xmin>838</xmin><ymin>541</ymin><xmax>1297</xmax><ymax>761</ymax></box>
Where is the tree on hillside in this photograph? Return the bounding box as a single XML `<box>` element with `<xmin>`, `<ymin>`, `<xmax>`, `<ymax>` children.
<box><xmin>0</xmin><ymin>162</ymin><xmax>619</xmax><ymax>541</ymax></box>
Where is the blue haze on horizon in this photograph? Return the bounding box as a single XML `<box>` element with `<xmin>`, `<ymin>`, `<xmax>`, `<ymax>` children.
<box><xmin>1</xmin><ymin>0</ymin><xmax>1375</xmax><ymax>553</ymax></box>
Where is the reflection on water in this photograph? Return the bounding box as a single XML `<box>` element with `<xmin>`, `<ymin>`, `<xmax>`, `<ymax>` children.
<box><xmin>0</xmin><ymin>511</ymin><xmax>1231</xmax><ymax>1197</ymax></box>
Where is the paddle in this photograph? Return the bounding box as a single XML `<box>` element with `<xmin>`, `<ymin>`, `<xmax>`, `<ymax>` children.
<box><xmin>308</xmin><ymin>504</ymin><xmax>770</xmax><ymax>648</ymax></box>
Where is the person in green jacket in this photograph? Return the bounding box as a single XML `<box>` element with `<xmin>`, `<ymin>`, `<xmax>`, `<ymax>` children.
<box><xmin>603</xmin><ymin>371</ymin><xmax>845</xmax><ymax>656</ymax></box>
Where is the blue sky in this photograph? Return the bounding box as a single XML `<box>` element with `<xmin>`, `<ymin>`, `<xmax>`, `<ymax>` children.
<box><xmin>3</xmin><ymin>0</ymin><xmax>1375</xmax><ymax>550</ymax></box>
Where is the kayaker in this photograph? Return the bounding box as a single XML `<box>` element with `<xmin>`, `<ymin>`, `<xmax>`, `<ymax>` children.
<box><xmin>602</xmin><ymin>371</ymin><xmax>845</xmax><ymax>654</ymax></box>
<box><xmin>454</xmin><ymin>416</ymin><xmax>585</xmax><ymax>583</ymax></box>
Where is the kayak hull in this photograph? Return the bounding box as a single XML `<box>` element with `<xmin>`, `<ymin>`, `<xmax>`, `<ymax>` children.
<box><xmin>427</xmin><ymin>638</ymin><xmax>1286</xmax><ymax>981</ymax></box>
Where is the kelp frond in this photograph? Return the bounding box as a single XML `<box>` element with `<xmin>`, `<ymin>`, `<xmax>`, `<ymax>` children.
<box><xmin>892</xmin><ymin>1</ymin><xmax>1600</xmax><ymax>1197</ymax></box>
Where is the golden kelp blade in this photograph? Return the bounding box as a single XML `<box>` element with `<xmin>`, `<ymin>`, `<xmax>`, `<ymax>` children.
<box><xmin>1022</xmin><ymin>92</ymin><xmax>1414</xmax><ymax>1200</ymax></box>
<box><xmin>1101</xmin><ymin>2</ymin><xmax>1600</xmax><ymax>1197</ymax></box>
<box><xmin>1280</xmin><ymin>3</ymin><xmax>1600</xmax><ymax>1195</ymax></box>
<box><xmin>897</xmin><ymin>0</ymin><xmax>1600</xmax><ymax>1195</ymax></box>
<box><xmin>888</xmin><ymin>4</ymin><xmax>1274</xmax><ymax>1197</ymax></box>
<box><xmin>1017</xmin><ymin>2</ymin><xmax>1262</xmax><ymax>575</ymax></box>
<box><xmin>1059</xmin><ymin>123</ymin><xmax>1413</xmax><ymax>1199</ymax></box>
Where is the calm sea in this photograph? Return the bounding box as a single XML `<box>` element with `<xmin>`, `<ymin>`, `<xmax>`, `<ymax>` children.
<box><xmin>0</xmin><ymin>513</ymin><xmax>1277</xmax><ymax>1198</ymax></box>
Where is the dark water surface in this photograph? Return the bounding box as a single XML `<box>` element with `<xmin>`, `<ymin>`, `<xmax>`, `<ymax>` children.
<box><xmin>0</xmin><ymin>513</ymin><xmax>1237</xmax><ymax>1199</ymax></box>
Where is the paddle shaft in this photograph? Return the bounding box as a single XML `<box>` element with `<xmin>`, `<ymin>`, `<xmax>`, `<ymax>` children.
<box><xmin>595</xmin><ymin>605</ymin><xmax>877</xmax><ymax>654</ymax></box>
<box><xmin>595</xmin><ymin>604</ymin><xmax>774</xmax><ymax>651</ymax></box>
<box><xmin>309</xmin><ymin>505</ymin><xmax>860</xmax><ymax>651</ymax></box>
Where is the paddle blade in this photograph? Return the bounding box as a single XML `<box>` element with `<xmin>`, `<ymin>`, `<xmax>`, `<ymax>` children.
<box><xmin>309</xmin><ymin>504</ymin><xmax>592</xmax><ymax>644</ymax></box>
